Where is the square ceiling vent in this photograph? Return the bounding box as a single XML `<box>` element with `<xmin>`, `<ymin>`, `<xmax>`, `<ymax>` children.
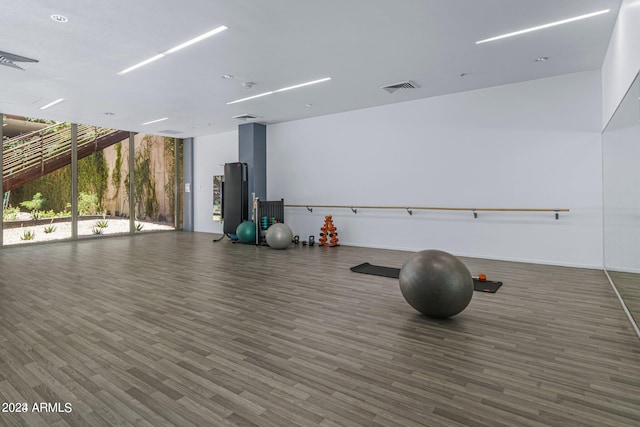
<box><xmin>233</xmin><ymin>113</ymin><xmax>261</xmax><ymax>121</ymax></box>
<box><xmin>380</xmin><ymin>80</ymin><xmax>419</xmax><ymax>94</ymax></box>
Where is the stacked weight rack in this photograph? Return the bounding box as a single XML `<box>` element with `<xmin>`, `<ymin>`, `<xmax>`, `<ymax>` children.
<box><xmin>254</xmin><ymin>198</ymin><xmax>284</xmax><ymax>245</ymax></box>
<box><xmin>319</xmin><ymin>215</ymin><xmax>339</xmax><ymax>247</ymax></box>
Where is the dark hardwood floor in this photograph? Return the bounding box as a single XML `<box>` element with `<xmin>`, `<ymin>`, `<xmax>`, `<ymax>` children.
<box><xmin>0</xmin><ymin>232</ymin><xmax>639</xmax><ymax>426</ymax></box>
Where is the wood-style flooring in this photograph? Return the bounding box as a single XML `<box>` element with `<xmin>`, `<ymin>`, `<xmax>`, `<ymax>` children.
<box><xmin>0</xmin><ymin>232</ymin><xmax>639</xmax><ymax>426</ymax></box>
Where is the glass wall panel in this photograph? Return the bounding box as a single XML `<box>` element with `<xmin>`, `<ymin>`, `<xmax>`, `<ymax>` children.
<box><xmin>130</xmin><ymin>134</ymin><xmax>177</xmax><ymax>233</ymax></box>
<box><xmin>77</xmin><ymin>125</ymin><xmax>131</xmax><ymax>238</ymax></box>
<box><xmin>2</xmin><ymin>117</ymin><xmax>181</xmax><ymax>246</ymax></box>
<box><xmin>603</xmin><ymin>72</ymin><xmax>640</xmax><ymax>327</ymax></box>
<box><xmin>3</xmin><ymin>117</ymin><xmax>72</xmax><ymax>245</ymax></box>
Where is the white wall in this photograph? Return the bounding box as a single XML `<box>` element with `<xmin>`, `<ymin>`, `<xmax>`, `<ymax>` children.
<box><xmin>193</xmin><ymin>130</ymin><xmax>238</xmax><ymax>233</ymax></box>
<box><xmin>602</xmin><ymin>0</ymin><xmax>640</xmax><ymax>126</ymax></box>
<box><xmin>267</xmin><ymin>71</ymin><xmax>603</xmax><ymax>268</ymax></box>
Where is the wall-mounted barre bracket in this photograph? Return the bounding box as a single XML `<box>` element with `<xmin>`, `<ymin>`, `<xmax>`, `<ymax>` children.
<box><xmin>350</xmin><ymin>207</ymin><xmax>358</xmax><ymax>214</ymax></box>
<box><xmin>306</xmin><ymin>206</ymin><xmax>313</xmax><ymax>213</ymax></box>
<box><xmin>554</xmin><ymin>209</ymin><xmax>559</xmax><ymax>220</ymax></box>
<box><xmin>472</xmin><ymin>209</ymin><xmax>478</xmax><ymax>219</ymax></box>
<box><xmin>406</xmin><ymin>207</ymin><xmax>413</xmax><ymax>216</ymax></box>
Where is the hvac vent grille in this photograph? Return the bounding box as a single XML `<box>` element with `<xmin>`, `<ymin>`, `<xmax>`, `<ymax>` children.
<box><xmin>233</xmin><ymin>114</ymin><xmax>261</xmax><ymax>120</ymax></box>
<box><xmin>158</xmin><ymin>129</ymin><xmax>183</xmax><ymax>135</ymax></box>
<box><xmin>0</xmin><ymin>50</ymin><xmax>38</xmax><ymax>70</ymax></box>
<box><xmin>380</xmin><ymin>80</ymin><xmax>419</xmax><ymax>94</ymax></box>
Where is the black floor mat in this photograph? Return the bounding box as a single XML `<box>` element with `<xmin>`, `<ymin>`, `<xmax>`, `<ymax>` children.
<box><xmin>350</xmin><ymin>262</ymin><xmax>502</xmax><ymax>293</ymax></box>
<box><xmin>472</xmin><ymin>279</ymin><xmax>502</xmax><ymax>293</ymax></box>
<box><xmin>350</xmin><ymin>262</ymin><xmax>400</xmax><ymax>278</ymax></box>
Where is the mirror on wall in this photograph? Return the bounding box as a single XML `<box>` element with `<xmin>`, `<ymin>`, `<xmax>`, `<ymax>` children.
<box><xmin>213</xmin><ymin>175</ymin><xmax>223</xmax><ymax>221</ymax></box>
<box><xmin>603</xmin><ymin>71</ymin><xmax>640</xmax><ymax>328</ymax></box>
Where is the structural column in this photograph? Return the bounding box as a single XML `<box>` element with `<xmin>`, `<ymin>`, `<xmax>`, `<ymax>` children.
<box><xmin>174</xmin><ymin>138</ymin><xmax>180</xmax><ymax>230</ymax></box>
<box><xmin>182</xmin><ymin>137</ymin><xmax>194</xmax><ymax>231</ymax></box>
<box><xmin>238</xmin><ymin>123</ymin><xmax>266</xmax><ymax>214</ymax></box>
<box><xmin>71</xmin><ymin>123</ymin><xmax>78</xmax><ymax>239</ymax></box>
<box><xmin>129</xmin><ymin>132</ymin><xmax>135</xmax><ymax>233</ymax></box>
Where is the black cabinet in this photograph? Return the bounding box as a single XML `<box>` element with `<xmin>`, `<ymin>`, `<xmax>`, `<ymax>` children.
<box><xmin>222</xmin><ymin>162</ymin><xmax>248</xmax><ymax>234</ymax></box>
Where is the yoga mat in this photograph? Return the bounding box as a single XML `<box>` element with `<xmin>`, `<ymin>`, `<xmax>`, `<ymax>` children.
<box><xmin>350</xmin><ymin>262</ymin><xmax>502</xmax><ymax>293</ymax></box>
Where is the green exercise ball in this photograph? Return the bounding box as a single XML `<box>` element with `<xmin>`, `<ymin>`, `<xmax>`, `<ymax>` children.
<box><xmin>236</xmin><ymin>221</ymin><xmax>256</xmax><ymax>244</ymax></box>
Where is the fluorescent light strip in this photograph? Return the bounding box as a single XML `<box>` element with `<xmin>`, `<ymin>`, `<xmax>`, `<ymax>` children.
<box><xmin>227</xmin><ymin>91</ymin><xmax>274</xmax><ymax>105</ymax></box>
<box><xmin>165</xmin><ymin>26</ymin><xmax>228</xmax><ymax>54</ymax></box>
<box><xmin>227</xmin><ymin>77</ymin><xmax>331</xmax><ymax>105</ymax></box>
<box><xmin>118</xmin><ymin>25</ymin><xmax>228</xmax><ymax>75</ymax></box>
<box><xmin>141</xmin><ymin>117</ymin><xmax>169</xmax><ymax>125</ymax></box>
<box><xmin>476</xmin><ymin>9</ymin><xmax>610</xmax><ymax>44</ymax></box>
<box><xmin>117</xmin><ymin>54</ymin><xmax>165</xmax><ymax>75</ymax></box>
<box><xmin>273</xmin><ymin>77</ymin><xmax>332</xmax><ymax>93</ymax></box>
<box><xmin>40</xmin><ymin>98</ymin><xmax>65</xmax><ymax>110</ymax></box>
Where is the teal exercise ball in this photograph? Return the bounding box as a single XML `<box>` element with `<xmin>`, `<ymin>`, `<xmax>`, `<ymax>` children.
<box><xmin>236</xmin><ymin>221</ymin><xmax>256</xmax><ymax>244</ymax></box>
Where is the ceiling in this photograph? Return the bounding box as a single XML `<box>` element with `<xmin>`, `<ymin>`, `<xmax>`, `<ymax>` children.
<box><xmin>1</xmin><ymin>0</ymin><xmax>622</xmax><ymax>138</ymax></box>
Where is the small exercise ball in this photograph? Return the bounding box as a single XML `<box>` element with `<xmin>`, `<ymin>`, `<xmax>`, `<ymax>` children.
<box><xmin>399</xmin><ymin>249</ymin><xmax>473</xmax><ymax>318</ymax></box>
<box><xmin>265</xmin><ymin>223</ymin><xmax>293</xmax><ymax>249</ymax></box>
<box><xmin>236</xmin><ymin>221</ymin><xmax>256</xmax><ymax>244</ymax></box>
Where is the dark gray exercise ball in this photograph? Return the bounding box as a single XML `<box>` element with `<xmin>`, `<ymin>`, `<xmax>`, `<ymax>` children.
<box><xmin>399</xmin><ymin>249</ymin><xmax>473</xmax><ymax>318</ymax></box>
<box><xmin>265</xmin><ymin>223</ymin><xmax>293</xmax><ymax>249</ymax></box>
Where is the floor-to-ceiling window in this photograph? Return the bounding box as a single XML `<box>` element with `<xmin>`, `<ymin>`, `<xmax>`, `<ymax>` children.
<box><xmin>77</xmin><ymin>124</ymin><xmax>131</xmax><ymax>239</ymax></box>
<box><xmin>2</xmin><ymin>113</ymin><xmax>182</xmax><ymax>247</ymax></box>
<box><xmin>2</xmin><ymin>117</ymin><xmax>72</xmax><ymax>245</ymax></box>
<box><xmin>130</xmin><ymin>133</ymin><xmax>178</xmax><ymax>233</ymax></box>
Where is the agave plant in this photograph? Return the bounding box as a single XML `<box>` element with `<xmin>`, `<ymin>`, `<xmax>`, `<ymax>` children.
<box><xmin>20</xmin><ymin>229</ymin><xmax>35</xmax><ymax>240</ymax></box>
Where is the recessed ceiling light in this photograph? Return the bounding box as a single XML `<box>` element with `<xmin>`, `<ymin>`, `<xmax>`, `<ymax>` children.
<box><xmin>306</xmin><ymin>103</ymin><xmax>313</xmax><ymax>107</ymax></box>
<box><xmin>222</xmin><ymin>74</ymin><xmax>234</xmax><ymax>80</ymax></box>
<box><xmin>51</xmin><ymin>14</ymin><xmax>68</xmax><ymax>23</ymax></box>
<box><xmin>227</xmin><ymin>77</ymin><xmax>331</xmax><ymax>105</ymax></box>
<box><xmin>117</xmin><ymin>25</ymin><xmax>228</xmax><ymax>75</ymax></box>
<box><xmin>535</xmin><ymin>56</ymin><xmax>550</xmax><ymax>62</ymax></box>
<box><xmin>476</xmin><ymin>9</ymin><xmax>610</xmax><ymax>44</ymax></box>
<box><xmin>141</xmin><ymin>117</ymin><xmax>169</xmax><ymax>125</ymax></box>
<box><xmin>104</xmin><ymin>112</ymin><xmax>115</xmax><ymax>116</ymax></box>
<box><xmin>40</xmin><ymin>98</ymin><xmax>65</xmax><ymax>110</ymax></box>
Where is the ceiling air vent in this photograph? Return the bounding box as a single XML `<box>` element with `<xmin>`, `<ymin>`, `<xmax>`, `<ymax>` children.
<box><xmin>0</xmin><ymin>50</ymin><xmax>38</xmax><ymax>70</ymax></box>
<box><xmin>158</xmin><ymin>129</ymin><xmax>182</xmax><ymax>135</ymax></box>
<box><xmin>380</xmin><ymin>80</ymin><xmax>419</xmax><ymax>94</ymax></box>
<box><xmin>233</xmin><ymin>113</ymin><xmax>261</xmax><ymax>121</ymax></box>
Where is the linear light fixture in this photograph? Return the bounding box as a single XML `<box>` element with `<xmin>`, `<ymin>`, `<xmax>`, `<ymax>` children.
<box><xmin>227</xmin><ymin>77</ymin><xmax>331</xmax><ymax>105</ymax></box>
<box><xmin>40</xmin><ymin>98</ymin><xmax>65</xmax><ymax>110</ymax></box>
<box><xmin>117</xmin><ymin>54</ymin><xmax>165</xmax><ymax>75</ymax></box>
<box><xmin>476</xmin><ymin>9</ymin><xmax>610</xmax><ymax>44</ymax></box>
<box><xmin>118</xmin><ymin>25</ymin><xmax>228</xmax><ymax>75</ymax></box>
<box><xmin>141</xmin><ymin>117</ymin><xmax>169</xmax><ymax>125</ymax></box>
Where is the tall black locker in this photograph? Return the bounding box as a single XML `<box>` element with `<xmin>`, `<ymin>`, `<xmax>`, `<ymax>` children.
<box><xmin>222</xmin><ymin>162</ymin><xmax>248</xmax><ymax>234</ymax></box>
